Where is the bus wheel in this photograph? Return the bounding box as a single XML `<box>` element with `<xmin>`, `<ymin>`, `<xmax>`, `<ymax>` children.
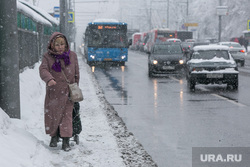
<box><xmin>119</xmin><ymin>62</ymin><xmax>125</xmax><ymax>66</ymax></box>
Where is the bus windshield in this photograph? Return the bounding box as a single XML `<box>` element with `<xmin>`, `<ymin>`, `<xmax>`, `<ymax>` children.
<box><xmin>87</xmin><ymin>27</ymin><xmax>128</xmax><ymax>48</ymax></box>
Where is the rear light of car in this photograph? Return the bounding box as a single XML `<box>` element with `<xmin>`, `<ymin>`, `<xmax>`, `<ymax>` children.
<box><xmin>192</xmin><ymin>67</ymin><xmax>203</xmax><ymax>72</ymax></box>
<box><xmin>240</xmin><ymin>49</ymin><xmax>245</xmax><ymax>53</ymax></box>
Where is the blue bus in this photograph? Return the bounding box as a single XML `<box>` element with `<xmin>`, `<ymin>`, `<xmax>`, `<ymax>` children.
<box><xmin>84</xmin><ymin>20</ymin><xmax>128</xmax><ymax>66</ymax></box>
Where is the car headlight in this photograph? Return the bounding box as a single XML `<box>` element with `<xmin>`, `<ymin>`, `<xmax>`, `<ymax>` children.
<box><xmin>90</xmin><ymin>55</ymin><xmax>95</xmax><ymax>59</ymax></box>
<box><xmin>153</xmin><ymin>60</ymin><xmax>158</xmax><ymax>65</ymax></box>
<box><xmin>179</xmin><ymin>59</ymin><xmax>184</xmax><ymax>64</ymax></box>
<box><xmin>121</xmin><ymin>55</ymin><xmax>126</xmax><ymax>59</ymax></box>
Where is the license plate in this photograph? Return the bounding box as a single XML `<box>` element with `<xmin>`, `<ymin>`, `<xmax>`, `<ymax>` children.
<box><xmin>162</xmin><ymin>66</ymin><xmax>175</xmax><ymax>70</ymax></box>
<box><xmin>104</xmin><ymin>58</ymin><xmax>112</xmax><ymax>61</ymax></box>
<box><xmin>207</xmin><ymin>73</ymin><xmax>223</xmax><ymax>78</ymax></box>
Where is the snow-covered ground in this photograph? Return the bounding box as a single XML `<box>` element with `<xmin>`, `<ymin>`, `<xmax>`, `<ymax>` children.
<box><xmin>0</xmin><ymin>53</ymin><xmax>157</xmax><ymax>167</ymax></box>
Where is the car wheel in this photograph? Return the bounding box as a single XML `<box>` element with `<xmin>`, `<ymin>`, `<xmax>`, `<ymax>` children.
<box><xmin>148</xmin><ymin>65</ymin><xmax>153</xmax><ymax>77</ymax></box>
<box><xmin>232</xmin><ymin>79</ymin><xmax>238</xmax><ymax>90</ymax></box>
<box><xmin>241</xmin><ymin>61</ymin><xmax>244</xmax><ymax>67</ymax></box>
<box><xmin>187</xmin><ymin>78</ymin><xmax>195</xmax><ymax>90</ymax></box>
<box><xmin>148</xmin><ymin>69</ymin><xmax>153</xmax><ymax>77</ymax></box>
<box><xmin>227</xmin><ymin>79</ymin><xmax>238</xmax><ymax>90</ymax></box>
<box><xmin>86</xmin><ymin>60</ymin><xmax>90</xmax><ymax>65</ymax></box>
<box><xmin>119</xmin><ymin>62</ymin><xmax>125</xmax><ymax>66</ymax></box>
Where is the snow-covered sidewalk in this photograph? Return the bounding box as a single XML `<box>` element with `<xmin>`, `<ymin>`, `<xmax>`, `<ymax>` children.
<box><xmin>0</xmin><ymin>53</ymin><xmax>157</xmax><ymax>167</ymax></box>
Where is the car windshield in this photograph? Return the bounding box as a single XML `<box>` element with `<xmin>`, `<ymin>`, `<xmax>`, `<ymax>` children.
<box><xmin>192</xmin><ymin>50</ymin><xmax>229</xmax><ymax>60</ymax></box>
<box><xmin>153</xmin><ymin>44</ymin><xmax>182</xmax><ymax>54</ymax></box>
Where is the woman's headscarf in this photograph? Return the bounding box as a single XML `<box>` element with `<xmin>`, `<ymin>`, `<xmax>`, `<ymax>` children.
<box><xmin>47</xmin><ymin>32</ymin><xmax>71</xmax><ymax>72</ymax></box>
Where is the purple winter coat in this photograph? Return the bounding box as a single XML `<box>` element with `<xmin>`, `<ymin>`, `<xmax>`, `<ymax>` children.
<box><xmin>39</xmin><ymin>32</ymin><xmax>80</xmax><ymax>137</ymax></box>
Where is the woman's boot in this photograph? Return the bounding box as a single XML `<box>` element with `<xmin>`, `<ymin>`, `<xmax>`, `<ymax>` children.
<box><xmin>62</xmin><ymin>137</ymin><xmax>71</xmax><ymax>151</ymax></box>
<box><xmin>49</xmin><ymin>136</ymin><xmax>58</xmax><ymax>147</ymax></box>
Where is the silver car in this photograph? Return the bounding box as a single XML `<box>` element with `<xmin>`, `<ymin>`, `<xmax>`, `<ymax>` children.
<box><xmin>218</xmin><ymin>42</ymin><xmax>246</xmax><ymax>66</ymax></box>
<box><xmin>185</xmin><ymin>45</ymin><xmax>239</xmax><ymax>90</ymax></box>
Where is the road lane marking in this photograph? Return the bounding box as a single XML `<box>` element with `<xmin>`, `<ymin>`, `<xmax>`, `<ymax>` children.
<box><xmin>170</xmin><ymin>77</ymin><xmax>247</xmax><ymax>107</ymax></box>
<box><xmin>211</xmin><ymin>93</ymin><xmax>246</xmax><ymax>107</ymax></box>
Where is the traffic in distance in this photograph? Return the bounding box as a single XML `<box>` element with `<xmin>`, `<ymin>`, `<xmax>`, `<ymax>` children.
<box><xmin>131</xmin><ymin>30</ymin><xmax>247</xmax><ymax>90</ymax></box>
<box><xmin>80</xmin><ymin>19</ymin><xmax>249</xmax><ymax>91</ymax></box>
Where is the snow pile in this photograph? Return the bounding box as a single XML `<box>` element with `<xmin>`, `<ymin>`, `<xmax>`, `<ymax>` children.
<box><xmin>17</xmin><ymin>1</ymin><xmax>52</xmax><ymax>26</ymax></box>
<box><xmin>0</xmin><ymin>53</ymin><xmax>157</xmax><ymax>167</ymax></box>
<box><xmin>19</xmin><ymin>0</ymin><xmax>59</xmax><ymax>25</ymax></box>
<box><xmin>0</xmin><ymin>108</ymin><xmax>11</xmax><ymax>133</ymax></box>
<box><xmin>0</xmin><ymin>108</ymin><xmax>55</xmax><ymax>167</ymax></box>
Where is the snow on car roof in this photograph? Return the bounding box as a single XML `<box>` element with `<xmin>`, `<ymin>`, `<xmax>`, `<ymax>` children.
<box><xmin>193</xmin><ymin>45</ymin><xmax>229</xmax><ymax>51</ymax></box>
<box><xmin>219</xmin><ymin>41</ymin><xmax>238</xmax><ymax>44</ymax></box>
<box><xmin>167</xmin><ymin>38</ymin><xmax>181</xmax><ymax>41</ymax></box>
<box><xmin>189</xmin><ymin>56</ymin><xmax>235</xmax><ymax>64</ymax></box>
<box><xmin>218</xmin><ymin>42</ymin><xmax>244</xmax><ymax>48</ymax></box>
<box><xmin>92</xmin><ymin>19</ymin><xmax>119</xmax><ymax>23</ymax></box>
<box><xmin>89</xmin><ymin>19</ymin><xmax>127</xmax><ymax>25</ymax></box>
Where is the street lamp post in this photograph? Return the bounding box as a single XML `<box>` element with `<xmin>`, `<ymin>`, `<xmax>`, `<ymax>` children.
<box><xmin>216</xmin><ymin>2</ymin><xmax>228</xmax><ymax>42</ymax></box>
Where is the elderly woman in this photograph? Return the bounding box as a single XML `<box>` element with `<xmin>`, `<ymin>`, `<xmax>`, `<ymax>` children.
<box><xmin>39</xmin><ymin>32</ymin><xmax>80</xmax><ymax>151</ymax></box>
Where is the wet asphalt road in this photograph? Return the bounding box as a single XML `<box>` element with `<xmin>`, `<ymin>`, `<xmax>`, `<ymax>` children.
<box><xmin>90</xmin><ymin>50</ymin><xmax>250</xmax><ymax>167</ymax></box>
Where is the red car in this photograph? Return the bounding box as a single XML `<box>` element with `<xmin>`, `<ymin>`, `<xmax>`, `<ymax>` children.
<box><xmin>230</xmin><ymin>37</ymin><xmax>239</xmax><ymax>43</ymax></box>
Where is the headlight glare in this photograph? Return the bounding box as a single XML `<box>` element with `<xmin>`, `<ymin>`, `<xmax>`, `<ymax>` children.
<box><xmin>153</xmin><ymin>60</ymin><xmax>158</xmax><ymax>65</ymax></box>
<box><xmin>179</xmin><ymin>59</ymin><xmax>184</xmax><ymax>64</ymax></box>
<box><xmin>121</xmin><ymin>55</ymin><xmax>126</xmax><ymax>59</ymax></box>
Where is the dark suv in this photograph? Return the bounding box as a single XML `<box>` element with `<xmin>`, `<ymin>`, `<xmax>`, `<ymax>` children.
<box><xmin>148</xmin><ymin>42</ymin><xmax>185</xmax><ymax>77</ymax></box>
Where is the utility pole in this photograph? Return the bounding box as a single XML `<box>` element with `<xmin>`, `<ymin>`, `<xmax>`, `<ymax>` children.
<box><xmin>217</xmin><ymin>1</ymin><xmax>228</xmax><ymax>42</ymax></box>
<box><xmin>68</xmin><ymin>0</ymin><xmax>76</xmax><ymax>51</ymax></box>
<box><xmin>0</xmin><ymin>0</ymin><xmax>20</xmax><ymax>118</ymax></box>
<box><xmin>218</xmin><ymin>0</ymin><xmax>222</xmax><ymax>42</ymax></box>
<box><xmin>60</xmin><ymin>0</ymin><xmax>69</xmax><ymax>39</ymax></box>
<box><xmin>150</xmin><ymin>7</ymin><xmax>152</xmax><ymax>30</ymax></box>
<box><xmin>150</xmin><ymin>0</ymin><xmax>152</xmax><ymax>30</ymax></box>
<box><xmin>167</xmin><ymin>0</ymin><xmax>169</xmax><ymax>28</ymax></box>
<box><xmin>186</xmin><ymin>0</ymin><xmax>189</xmax><ymax>31</ymax></box>
<box><xmin>178</xmin><ymin>0</ymin><xmax>189</xmax><ymax>30</ymax></box>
